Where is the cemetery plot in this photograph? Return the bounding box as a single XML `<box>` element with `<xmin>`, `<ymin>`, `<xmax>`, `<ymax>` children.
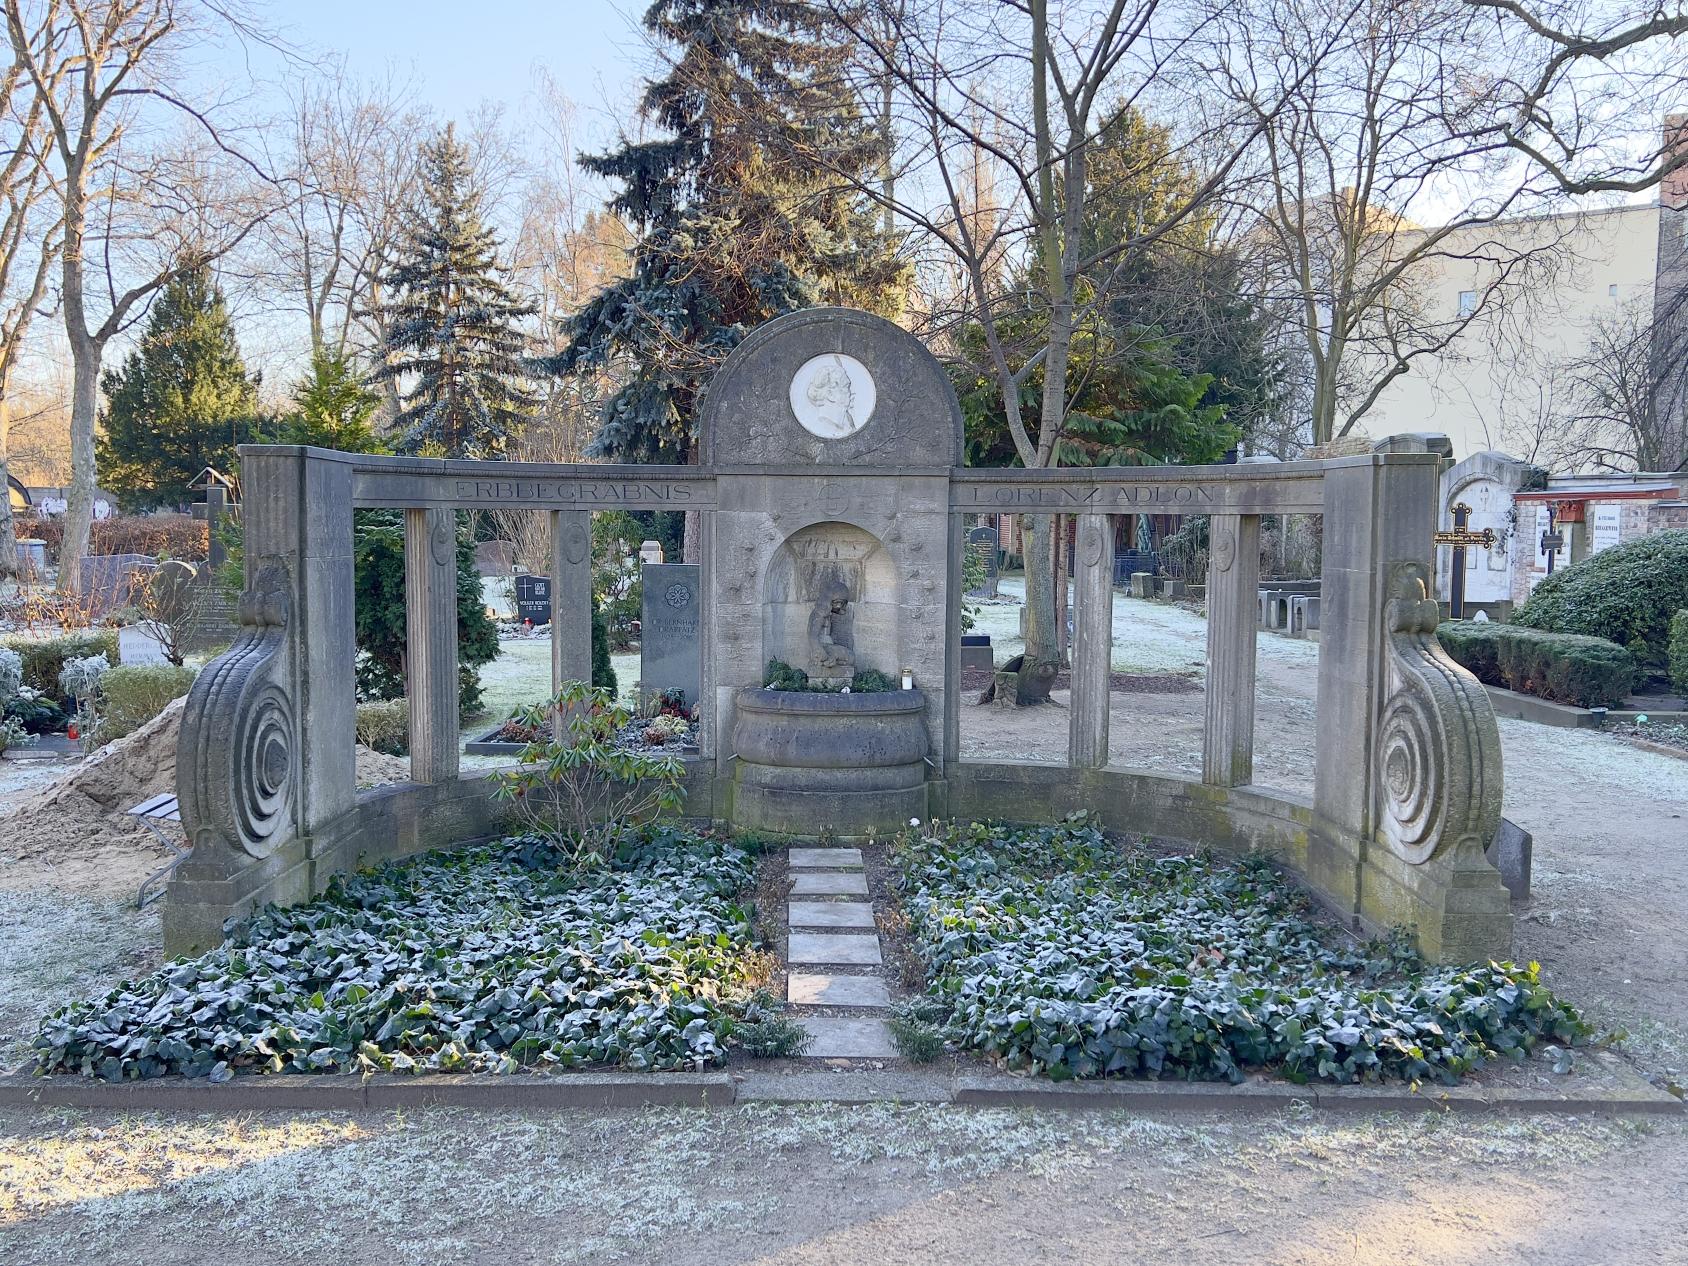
<box><xmin>890</xmin><ymin>818</ymin><xmax>1585</xmax><ymax>1084</ymax></box>
<box><xmin>33</xmin><ymin>826</ymin><xmax>772</xmax><ymax>1079</ymax></box>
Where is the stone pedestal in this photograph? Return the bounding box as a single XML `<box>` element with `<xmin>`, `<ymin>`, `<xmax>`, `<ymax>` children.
<box><xmin>729</xmin><ymin>687</ymin><xmax>929</xmax><ymax>838</ymax></box>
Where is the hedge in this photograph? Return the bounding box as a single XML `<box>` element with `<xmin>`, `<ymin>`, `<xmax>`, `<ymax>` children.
<box><xmin>1437</xmin><ymin>620</ymin><xmax>1635</xmax><ymax>708</ymax></box>
<box><xmin>356</xmin><ymin>699</ymin><xmax>410</xmax><ymax>756</ymax></box>
<box><xmin>1512</xmin><ymin>529</ymin><xmax>1688</xmax><ymax>666</ymax></box>
<box><xmin>1670</xmin><ymin>609</ymin><xmax>1688</xmax><ymax>697</ymax></box>
<box><xmin>1</xmin><ymin>629</ymin><xmax>121</xmax><ymax>699</ymax></box>
<box><xmin>26</xmin><ymin>513</ymin><xmax>209</xmax><ymax>562</ymax></box>
<box><xmin>95</xmin><ymin>663</ymin><xmax>197</xmax><ymax>745</ymax></box>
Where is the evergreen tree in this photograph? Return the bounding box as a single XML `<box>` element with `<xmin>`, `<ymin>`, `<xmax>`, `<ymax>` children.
<box><xmin>375</xmin><ymin>125</ymin><xmax>536</xmax><ymax>458</ymax></box>
<box><xmin>272</xmin><ymin>350</ymin><xmax>387</xmax><ymax>453</ymax></box>
<box><xmin>96</xmin><ymin>267</ymin><xmax>261</xmax><ymax>509</ymax></box>
<box><xmin>549</xmin><ymin>0</ymin><xmax>908</xmax><ymax>464</ymax></box>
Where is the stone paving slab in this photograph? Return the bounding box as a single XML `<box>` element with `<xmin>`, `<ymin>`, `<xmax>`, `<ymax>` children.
<box><xmin>787</xmin><ymin>973</ymin><xmax>893</xmax><ymax>1008</ymax></box>
<box><xmin>799</xmin><ymin>1015</ymin><xmax>897</xmax><ymax>1060</ymax></box>
<box><xmin>788</xmin><ymin>900</ymin><xmax>876</xmax><ymax>930</ymax></box>
<box><xmin>787</xmin><ymin>847</ymin><xmax>864</xmax><ymax>870</ymax></box>
<box><xmin>788</xmin><ymin>932</ymin><xmax>883</xmax><ymax>966</ymax></box>
<box><xmin>790</xmin><ymin>871</ymin><xmax>870</xmax><ymax>896</ymax></box>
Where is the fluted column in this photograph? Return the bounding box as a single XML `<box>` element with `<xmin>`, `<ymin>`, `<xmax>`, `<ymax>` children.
<box><xmin>1068</xmin><ymin>514</ymin><xmax>1114</xmax><ymax>769</ymax></box>
<box><xmin>1202</xmin><ymin>514</ymin><xmax>1260</xmax><ymax>786</ymax></box>
<box><xmin>405</xmin><ymin>507</ymin><xmax>459</xmax><ymax>783</ymax></box>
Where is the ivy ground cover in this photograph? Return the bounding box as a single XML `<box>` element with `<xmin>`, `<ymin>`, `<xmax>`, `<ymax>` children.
<box><xmin>894</xmin><ymin>818</ymin><xmax>1586</xmax><ymax>1084</ymax></box>
<box><xmin>35</xmin><ymin>828</ymin><xmax>765</xmax><ymax>1080</ymax></box>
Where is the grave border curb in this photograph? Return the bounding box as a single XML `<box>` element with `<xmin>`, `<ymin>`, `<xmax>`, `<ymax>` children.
<box><xmin>0</xmin><ymin>1066</ymin><xmax>1678</xmax><ymax>1117</ymax></box>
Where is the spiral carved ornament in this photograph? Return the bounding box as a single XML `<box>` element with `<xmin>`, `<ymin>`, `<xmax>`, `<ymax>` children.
<box><xmin>1375</xmin><ymin>562</ymin><xmax>1502</xmax><ymax>865</ymax></box>
<box><xmin>177</xmin><ymin>561</ymin><xmax>297</xmax><ymax>859</ymax></box>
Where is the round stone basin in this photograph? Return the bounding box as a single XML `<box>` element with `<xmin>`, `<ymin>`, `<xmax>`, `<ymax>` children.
<box><xmin>729</xmin><ymin>686</ymin><xmax>930</xmax><ymax>837</ymax></box>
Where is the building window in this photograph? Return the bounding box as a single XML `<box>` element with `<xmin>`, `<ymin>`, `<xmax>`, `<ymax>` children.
<box><xmin>1608</xmin><ymin>283</ymin><xmax>1618</xmax><ymax>298</ymax></box>
<box><xmin>1457</xmin><ymin>290</ymin><xmax>1476</xmax><ymax>316</ymax></box>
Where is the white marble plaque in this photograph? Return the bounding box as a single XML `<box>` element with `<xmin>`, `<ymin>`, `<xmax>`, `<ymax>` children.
<box><xmin>789</xmin><ymin>353</ymin><xmax>876</xmax><ymax>439</ymax></box>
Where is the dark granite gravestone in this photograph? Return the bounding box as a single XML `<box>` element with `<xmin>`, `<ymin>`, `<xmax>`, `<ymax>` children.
<box><xmin>514</xmin><ymin>574</ymin><xmax>552</xmax><ymax>625</ymax></box>
<box><xmin>78</xmin><ymin>553</ymin><xmax>156</xmax><ymax>616</ymax></box>
<box><xmin>639</xmin><ymin>563</ymin><xmax>702</xmax><ymax>708</ymax></box>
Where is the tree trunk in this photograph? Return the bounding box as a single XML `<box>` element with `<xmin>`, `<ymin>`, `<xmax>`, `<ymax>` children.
<box><xmin>1022</xmin><ymin>513</ymin><xmax>1057</xmax><ymax>663</ymax></box>
<box><xmin>0</xmin><ymin>386</ymin><xmax>15</xmax><ymax>581</ymax></box>
<box><xmin>57</xmin><ymin>341</ymin><xmax>100</xmax><ymax>596</ymax></box>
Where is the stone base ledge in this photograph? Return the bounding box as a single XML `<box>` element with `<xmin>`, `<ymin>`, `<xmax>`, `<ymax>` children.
<box><xmin>1483</xmin><ymin>685</ymin><xmax>1604</xmax><ymax>729</ymax></box>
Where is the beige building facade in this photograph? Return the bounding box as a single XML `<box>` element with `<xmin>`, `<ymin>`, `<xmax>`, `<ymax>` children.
<box><xmin>1365</xmin><ymin>202</ymin><xmax>1668</xmax><ymax>462</ymax></box>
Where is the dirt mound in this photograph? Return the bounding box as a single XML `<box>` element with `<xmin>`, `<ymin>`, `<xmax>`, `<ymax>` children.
<box><xmin>0</xmin><ymin>700</ymin><xmax>411</xmax><ymax>862</ymax></box>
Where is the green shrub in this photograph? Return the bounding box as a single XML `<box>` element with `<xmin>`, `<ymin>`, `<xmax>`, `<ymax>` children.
<box><xmin>732</xmin><ymin>990</ymin><xmax>812</xmax><ymax>1058</ymax></box>
<box><xmin>1670</xmin><ymin>609</ymin><xmax>1688</xmax><ymax>697</ymax></box>
<box><xmin>1512</xmin><ymin>528</ymin><xmax>1688</xmax><ymax>666</ymax></box>
<box><xmin>94</xmin><ymin>664</ymin><xmax>197</xmax><ymax>745</ymax></box>
<box><xmin>490</xmin><ymin>681</ymin><xmax>686</xmax><ymax>860</ymax></box>
<box><xmin>1438</xmin><ymin>621</ymin><xmax>1635</xmax><ymax>708</ymax></box>
<box><xmin>762</xmin><ymin>658</ymin><xmax>899</xmax><ymax>693</ymax></box>
<box><xmin>355</xmin><ymin>699</ymin><xmax>410</xmax><ymax>756</ymax></box>
<box><xmin>2</xmin><ymin>629</ymin><xmax>121</xmax><ymax>698</ymax></box>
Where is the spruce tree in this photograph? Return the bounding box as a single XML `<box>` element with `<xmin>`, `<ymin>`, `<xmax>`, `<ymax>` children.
<box><xmin>273</xmin><ymin>350</ymin><xmax>387</xmax><ymax>453</ymax></box>
<box><xmin>96</xmin><ymin>266</ymin><xmax>260</xmax><ymax>509</ymax></box>
<box><xmin>549</xmin><ymin>0</ymin><xmax>907</xmax><ymax>464</ymax></box>
<box><xmin>376</xmin><ymin>125</ymin><xmax>535</xmax><ymax>458</ymax></box>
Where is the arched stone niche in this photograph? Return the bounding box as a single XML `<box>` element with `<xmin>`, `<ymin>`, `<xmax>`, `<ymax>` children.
<box><xmin>761</xmin><ymin>521</ymin><xmax>899</xmax><ymax>679</ymax></box>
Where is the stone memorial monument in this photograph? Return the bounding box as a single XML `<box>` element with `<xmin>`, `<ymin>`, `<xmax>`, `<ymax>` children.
<box><xmin>170</xmin><ymin>305</ymin><xmax>1514</xmax><ymax>967</ymax></box>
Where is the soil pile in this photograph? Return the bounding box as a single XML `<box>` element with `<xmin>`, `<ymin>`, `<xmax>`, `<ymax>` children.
<box><xmin>0</xmin><ymin>700</ymin><xmax>411</xmax><ymax>860</ymax></box>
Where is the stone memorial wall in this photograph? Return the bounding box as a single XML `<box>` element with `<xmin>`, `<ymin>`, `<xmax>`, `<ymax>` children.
<box><xmin>168</xmin><ymin>306</ymin><xmax>1510</xmax><ymax>967</ymax></box>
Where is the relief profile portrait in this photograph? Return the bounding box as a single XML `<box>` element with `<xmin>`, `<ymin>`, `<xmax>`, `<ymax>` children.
<box><xmin>789</xmin><ymin>353</ymin><xmax>876</xmax><ymax>439</ymax></box>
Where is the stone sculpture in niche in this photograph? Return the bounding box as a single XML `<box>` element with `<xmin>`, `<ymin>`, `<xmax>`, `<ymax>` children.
<box><xmin>808</xmin><ymin>579</ymin><xmax>856</xmax><ymax>680</ymax></box>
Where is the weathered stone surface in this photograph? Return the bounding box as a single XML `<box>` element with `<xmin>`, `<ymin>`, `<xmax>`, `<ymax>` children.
<box><xmin>640</xmin><ymin>562</ymin><xmax>701</xmax><ymax>709</ymax></box>
<box><xmin>799</xmin><ymin>1015</ymin><xmax>896</xmax><ymax>1059</ymax></box>
<box><xmin>1203</xmin><ymin>514</ymin><xmax>1260</xmax><ymax>787</ymax></box>
<box><xmin>788</xmin><ymin>932</ymin><xmax>882</xmax><ymax>966</ymax></box>
<box><xmin>787</xmin><ymin>973</ymin><xmax>892</xmax><ymax>1008</ymax></box>
<box><xmin>789</xmin><ymin>871</ymin><xmax>870</xmax><ymax>896</ymax></box>
<box><xmin>550</xmin><ymin>510</ymin><xmax>592</xmax><ymax>699</ymax></box>
<box><xmin>1068</xmin><ymin>515</ymin><xmax>1113</xmax><ymax>769</ymax></box>
<box><xmin>786</xmin><ymin>847</ymin><xmax>864</xmax><ymax>869</ymax></box>
<box><xmin>406</xmin><ymin>507</ymin><xmax>459</xmax><ymax>784</ymax></box>
<box><xmin>788</xmin><ymin>900</ymin><xmax>876</xmax><ymax>929</ymax></box>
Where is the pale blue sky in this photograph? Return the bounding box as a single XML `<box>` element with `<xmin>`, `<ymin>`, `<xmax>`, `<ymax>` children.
<box><xmin>260</xmin><ymin>0</ymin><xmax>649</xmax><ymax>148</ymax></box>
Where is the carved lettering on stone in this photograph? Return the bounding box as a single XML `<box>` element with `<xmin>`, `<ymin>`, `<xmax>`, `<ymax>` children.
<box><xmin>1375</xmin><ymin>562</ymin><xmax>1502</xmax><ymax>865</ymax></box>
<box><xmin>177</xmin><ymin>561</ymin><xmax>297</xmax><ymax>860</ymax></box>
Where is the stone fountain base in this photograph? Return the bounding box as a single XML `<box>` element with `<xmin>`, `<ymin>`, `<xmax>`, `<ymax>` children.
<box><xmin>728</xmin><ymin>686</ymin><xmax>929</xmax><ymax>838</ymax></box>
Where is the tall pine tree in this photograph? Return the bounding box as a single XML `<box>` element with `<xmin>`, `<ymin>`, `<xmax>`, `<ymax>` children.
<box><xmin>549</xmin><ymin>0</ymin><xmax>907</xmax><ymax>465</ymax></box>
<box><xmin>96</xmin><ymin>267</ymin><xmax>260</xmax><ymax>510</ymax></box>
<box><xmin>376</xmin><ymin>125</ymin><xmax>536</xmax><ymax>458</ymax></box>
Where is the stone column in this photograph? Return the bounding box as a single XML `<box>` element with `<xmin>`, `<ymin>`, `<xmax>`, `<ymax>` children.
<box><xmin>1202</xmin><ymin>514</ymin><xmax>1260</xmax><ymax>786</ymax></box>
<box><xmin>405</xmin><ymin>508</ymin><xmax>459</xmax><ymax>784</ymax></box>
<box><xmin>550</xmin><ymin>511</ymin><xmax>593</xmax><ymax>733</ymax></box>
<box><xmin>167</xmin><ymin>447</ymin><xmax>357</xmax><ymax>956</ymax></box>
<box><xmin>1068</xmin><ymin>514</ymin><xmax>1114</xmax><ymax>769</ymax></box>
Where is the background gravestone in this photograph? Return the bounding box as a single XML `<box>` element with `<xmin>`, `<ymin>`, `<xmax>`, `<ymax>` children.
<box><xmin>514</xmin><ymin>574</ymin><xmax>552</xmax><ymax>625</ymax></box>
<box><xmin>640</xmin><ymin>562</ymin><xmax>702</xmax><ymax>708</ymax></box>
<box><xmin>475</xmin><ymin>540</ymin><xmax>515</xmax><ymax>576</ymax></box>
<box><xmin>966</xmin><ymin>524</ymin><xmax>999</xmax><ymax>597</ymax></box>
<box><xmin>78</xmin><ymin>553</ymin><xmax>156</xmax><ymax>616</ymax></box>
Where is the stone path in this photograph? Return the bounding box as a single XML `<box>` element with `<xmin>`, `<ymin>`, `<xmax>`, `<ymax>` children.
<box><xmin>783</xmin><ymin>845</ymin><xmax>895</xmax><ymax>1059</ymax></box>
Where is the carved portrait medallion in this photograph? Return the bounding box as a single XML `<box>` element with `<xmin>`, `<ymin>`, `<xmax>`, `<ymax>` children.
<box><xmin>789</xmin><ymin>353</ymin><xmax>876</xmax><ymax>439</ymax></box>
